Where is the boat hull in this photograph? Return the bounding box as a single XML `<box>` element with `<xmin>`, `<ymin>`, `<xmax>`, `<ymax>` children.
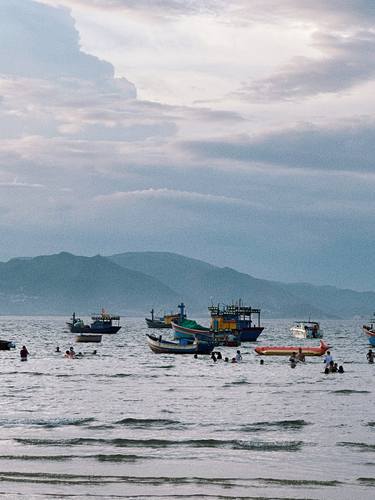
<box><xmin>255</xmin><ymin>340</ymin><xmax>329</xmax><ymax>356</ymax></box>
<box><xmin>0</xmin><ymin>340</ymin><xmax>16</xmax><ymax>350</ymax></box>
<box><xmin>67</xmin><ymin>322</ymin><xmax>121</xmax><ymax>334</ymax></box>
<box><xmin>369</xmin><ymin>336</ymin><xmax>375</xmax><ymax>346</ymax></box>
<box><xmin>239</xmin><ymin>327</ymin><xmax>264</xmax><ymax>342</ymax></box>
<box><xmin>146</xmin><ymin>334</ymin><xmax>213</xmax><ymax>355</ymax></box>
<box><xmin>363</xmin><ymin>326</ymin><xmax>375</xmax><ymax>337</ymax></box>
<box><xmin>171</xmin><ymin>322</ymin><xmax>213</xmax><ymax>341</ymax></box>
<box><xmin>75</xmin><ymin>334</ymin><xmax>102</xmax><ymax>343</ymax></box>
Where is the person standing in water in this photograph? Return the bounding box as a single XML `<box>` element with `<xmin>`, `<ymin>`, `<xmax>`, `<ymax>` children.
<box><xmin>20</xmin><ymin>345</ymin><xmax>29</xmax><ymax>361</ymax></box>
<box><xmin>367</xmin><ymin>349</ymin><xmax>374</xmax><ymax>364</ymax></box>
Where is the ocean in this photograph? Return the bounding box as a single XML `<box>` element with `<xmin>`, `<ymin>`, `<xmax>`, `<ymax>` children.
<box><xmin>0</xmin><ymin>317</ymin><xmax>373</xmax><ymax>499</ymax></box>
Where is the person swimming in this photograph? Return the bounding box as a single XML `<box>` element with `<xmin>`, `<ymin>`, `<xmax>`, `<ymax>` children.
<box><xmin>289</xmin><ymin>352</ymin><xmax>297</xmax><ymax>368</ymax></box>
<box><xmin>296</xmin><ymin>348</ymin><xmax>305</xmax><ymax>362</ymax></box>
<box><xmin>338</xmin><ymin>365</ymin><xmax>344</xmax><ymax>373</ymax></box>
<box><xmin>235</xmin><ymin>350</ymin><xmax>242</xmax><ymax>362</ymax></box>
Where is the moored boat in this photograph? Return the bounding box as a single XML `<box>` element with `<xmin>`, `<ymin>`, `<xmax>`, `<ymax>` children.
<box><xmin>369</xmin><ymin>336</ymin><xmax>375</xmax><ymax>347</ymax></box>
<box><xmin>208</xmin><ymin>302</ymin><xmax>264</xmax><ymax>342</ymax></box>
<box><xmin>67</xmin><ymin>310</ymin><xmax>121</xmax><ymax>334</ymax></box>
<box><xmin>290</xmin><ymin>321</ymin><xmax>323</xmax><ymax>339</ymax></box>
<box><xmin>0</xmin><ymin>340</ymin><xmax>16</xmax><ymax>350</ymax></box>
<box><xmin>255</xmin><ymin>340</ymin><xmax>329</xmax><ymax>356</ymax></box>
<box><xmin>363</xmin><ymin>313</ymin><xmax>375</xmax><ymax>337</ymax></box>
<box><xmin>146</xmin><ymin>333</ymin><xmax>214</xmax><ymax>355</ymax></box>
<box><xmin>171</xmin><ymin>320</ymin><xmax>214</xmax><ymax>341</ymax></box>
<box><xmin>145</xmin><ymin>303</ymin><xmax>185</xmax><ymax>329</ymax></box>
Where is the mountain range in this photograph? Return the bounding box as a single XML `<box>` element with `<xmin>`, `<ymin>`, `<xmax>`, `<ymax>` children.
<box><xmin>0</xmin><ymin>250</ymin><xmax>373</xmax><ymax>318</ymax></box>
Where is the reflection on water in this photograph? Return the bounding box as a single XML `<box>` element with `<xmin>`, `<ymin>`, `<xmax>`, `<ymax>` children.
<box><xmin>0</xmin><ymin>317</ymin><xmax>373</xmax><ymax>499</ymax></box>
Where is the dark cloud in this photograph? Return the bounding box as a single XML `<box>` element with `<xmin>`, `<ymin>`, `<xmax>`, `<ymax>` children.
<box><xmin>183</xmin><ymin>122</ymin><xmax>375</xmax><ymax>173</ymax></box>
<box><xmin>238</xmin><ymin>31</ymin><xmax>375</xmax><ymax>100</ymax></box>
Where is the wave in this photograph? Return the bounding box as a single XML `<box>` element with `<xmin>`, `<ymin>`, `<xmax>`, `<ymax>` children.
<box><xmin>357</xmin><ymin>477</ymin><xmax>375</xmax><ymax>485</ymax></box>
<box><xmin>114</xmin><ymin>417</ymin><xmax>184</xmax><ymax>428</ymax></box>
<box><xmin>331</xmin><ymin>390</ymin><xmax>370</xmax><ymax>394</ymax></box>
<box><xmin>15</xmin><ymin>437</ymin><xmax>303</xmax><ymax>451</ymax></box>
<box><xmin>338</xmin><ymin>442</ymin><xmax>375</xmax><ymax>451</ymax></box>
<box><xmin>0</xmin><ymin>453</ymin><xmax>144</xmax><ymax>462</ymax></box>
<box><xmin>0</xmin><ymin>417</ymin><xmax>95</xmax><ymax>428</ymax></box>
<box><xmin>255</xmin><ymin>477</ymin><xmax>342</xmax><ymax>486</ymax></box>
<box><xmin>239</xmin><ymin>419</ymin><xmax>309</xmax><ymax>432</ymax></box>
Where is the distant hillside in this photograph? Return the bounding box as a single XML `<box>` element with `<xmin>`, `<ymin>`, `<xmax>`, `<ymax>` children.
<box><xmin>0</xmin><ymin>250</ymin><xmax>374</xmax><ymax>317</ymax></box>
<box><xmin>109</xmin><ymin>252</ymin><xmax>344</xmax><ymax>317</ymax></box>
<box><xmin>0</xmin><ymin>252</ymin><xmax>179</xmax><ymax>314</ymax></box>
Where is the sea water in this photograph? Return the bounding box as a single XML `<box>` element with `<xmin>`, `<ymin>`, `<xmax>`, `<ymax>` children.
<box><xmin>0</xmin><ymin>317</ymin><xmax>373</xmax><ymax>499</ymax></box>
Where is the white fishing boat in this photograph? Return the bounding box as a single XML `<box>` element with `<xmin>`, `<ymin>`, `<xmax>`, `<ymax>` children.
<box><xmin>290</xmin><ymin>321</ymin><xmax>323</xmax><ymax>339</ymax></box>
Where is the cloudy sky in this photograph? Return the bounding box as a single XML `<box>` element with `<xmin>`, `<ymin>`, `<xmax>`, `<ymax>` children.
<box><xmin>1</xmin><ymin>0</ymin><xmax>374</xmax><ymax>290</ymax></box>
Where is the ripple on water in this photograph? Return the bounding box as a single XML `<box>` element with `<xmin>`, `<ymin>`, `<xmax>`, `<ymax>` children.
<box><xmin>238</xmin><ymin>419</ymin><xmax>310</xmax><ymax>432</ymax></box>
<box><xmin>114</xmin><ymin>417</ymin><xmax>185</xmax><ymax>429</ymax></box>
<box><xmin>0</xmin><ymin>417</ymin><xmax>95</xmax><ymax>428</ymax></box>
<box><xmin>14</xmin><ymin>437</ymin><xmax>304</xmax><ymax>451</ymax></box>
<box><xmin>338</xmin><ymin>442</ymin><xmax>375</xmax><ymax>452</ymax></box>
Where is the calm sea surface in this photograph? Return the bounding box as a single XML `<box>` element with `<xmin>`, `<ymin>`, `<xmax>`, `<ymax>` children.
<box><xmin>0</xmin><ymin>317</ymin><xmax>374</xmax><ymax>499</ymax></box>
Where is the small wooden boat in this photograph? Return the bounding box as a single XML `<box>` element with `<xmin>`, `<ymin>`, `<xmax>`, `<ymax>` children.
<box><xmin>146</xmin><ymin>333</ymin><xmax>214</xmax><ymax>355</ymax></box>
<box><xmin>171</xmin><ymin>321</ymin><xmax>214</xmax><ymax>341</ymax></box>
<box><xmin>75</xmin><ymin>334</ymin><xmax>102</xmax><ymax>343</ymax></box>
<box><xmin>255</xmin><ymin>340</ymin><xmax>330</xmax><ymax>356</ymax></box>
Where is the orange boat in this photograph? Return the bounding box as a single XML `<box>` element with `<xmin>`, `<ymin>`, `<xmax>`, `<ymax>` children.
<box><xmin>255</xmin><ymin>340</ymin><xmax>330</xmax><ymax>356</ymax></box>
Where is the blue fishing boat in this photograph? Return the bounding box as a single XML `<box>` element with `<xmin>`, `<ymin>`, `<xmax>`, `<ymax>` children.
<box><xmin>369</xmin><ymin>336</ymin><xmax>375</xmax><ymax>347</ymax></box>
<box><xmin>208</xmin><ymin>302</ymin><xmax>264</xmax><ymax>341</ymax></box>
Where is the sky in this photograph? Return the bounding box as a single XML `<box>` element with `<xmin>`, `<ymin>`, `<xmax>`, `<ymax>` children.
<box><xmin>0</xmin><ymin>0</ymin><xmax>375</xmax><ymax>290</ymax></box>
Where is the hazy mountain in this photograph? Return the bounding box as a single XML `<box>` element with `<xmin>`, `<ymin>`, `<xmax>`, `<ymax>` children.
<box><xmin>0</xmin><ymin>250</ymin><xmax>373</xmax><ymax>318</ymax></box>
<box><xmin>0</xmin><ymin>252</ymin><xmax>178</xmax><ymax>315</ymax></box>
<box><xmin>109</xmin><ymin>251</ymin><xmax>373</xmax><ymax>318</ymax></box>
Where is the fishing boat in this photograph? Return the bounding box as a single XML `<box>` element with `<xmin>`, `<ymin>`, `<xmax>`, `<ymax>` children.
<box><xmin>369</xmin><ymin>336</ymin><xmax>375</xmax><ymax>347</ymax></box>
<box><xmin>363</xmin><ymin>313</ymin><xmax>375</xmax><ymax>337</ymax></box>
<box><xmin>171</xmin><ymin>319</ymin><xmax>214</xmax><ymax>341</ymax></box>
<box><xmin>145</xmin><ymin>303</ymin><xmax>185</xmax><ymax>329</ymax></box>
<box><xmin>67</xmin><ymin>310</ymin><xmax>121</xmax><ymax>334</ymax></box>
<box><xmin>255</xmin><ymin>340</ymin><xmax>330</xmax><ymax>356</ymax></box>
<box><xmin>146</xmin><ymin>333</ymin><xmax>214</xmax><ymax>355</ymax></box>
<box><xmin>208</xmin><ymin>302</ymin><xmax>264</xmax><ymax>342</ymax></box>
<box><xmin>290</xmin><ymin>321</ymin><xmax>323</xmax><ymax>339</ymax></box>
<box><xmin>0</xmin><ymin>340</ymin><xmax>16</xmax><ymax>350</ymax></box>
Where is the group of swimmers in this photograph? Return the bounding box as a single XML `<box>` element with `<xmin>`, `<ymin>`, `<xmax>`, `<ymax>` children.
<box><xmin>287</xmin><ymin>348</ymin><xmax>345</xmax><ymax>373</ymax></box>
<box><xmin>322</xmin><ymin>351</ymin><xmax>344</xmax><ymax>373</ymax></box>
<box><xmin>55</xmin><ymin>346</ymin><xmax>96</xmax><ymax>358</ymax></box>
<box><xmin>194</xmin><ymin>350</ymin><xmax>243</xmax><ymax>363</ymax></box>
